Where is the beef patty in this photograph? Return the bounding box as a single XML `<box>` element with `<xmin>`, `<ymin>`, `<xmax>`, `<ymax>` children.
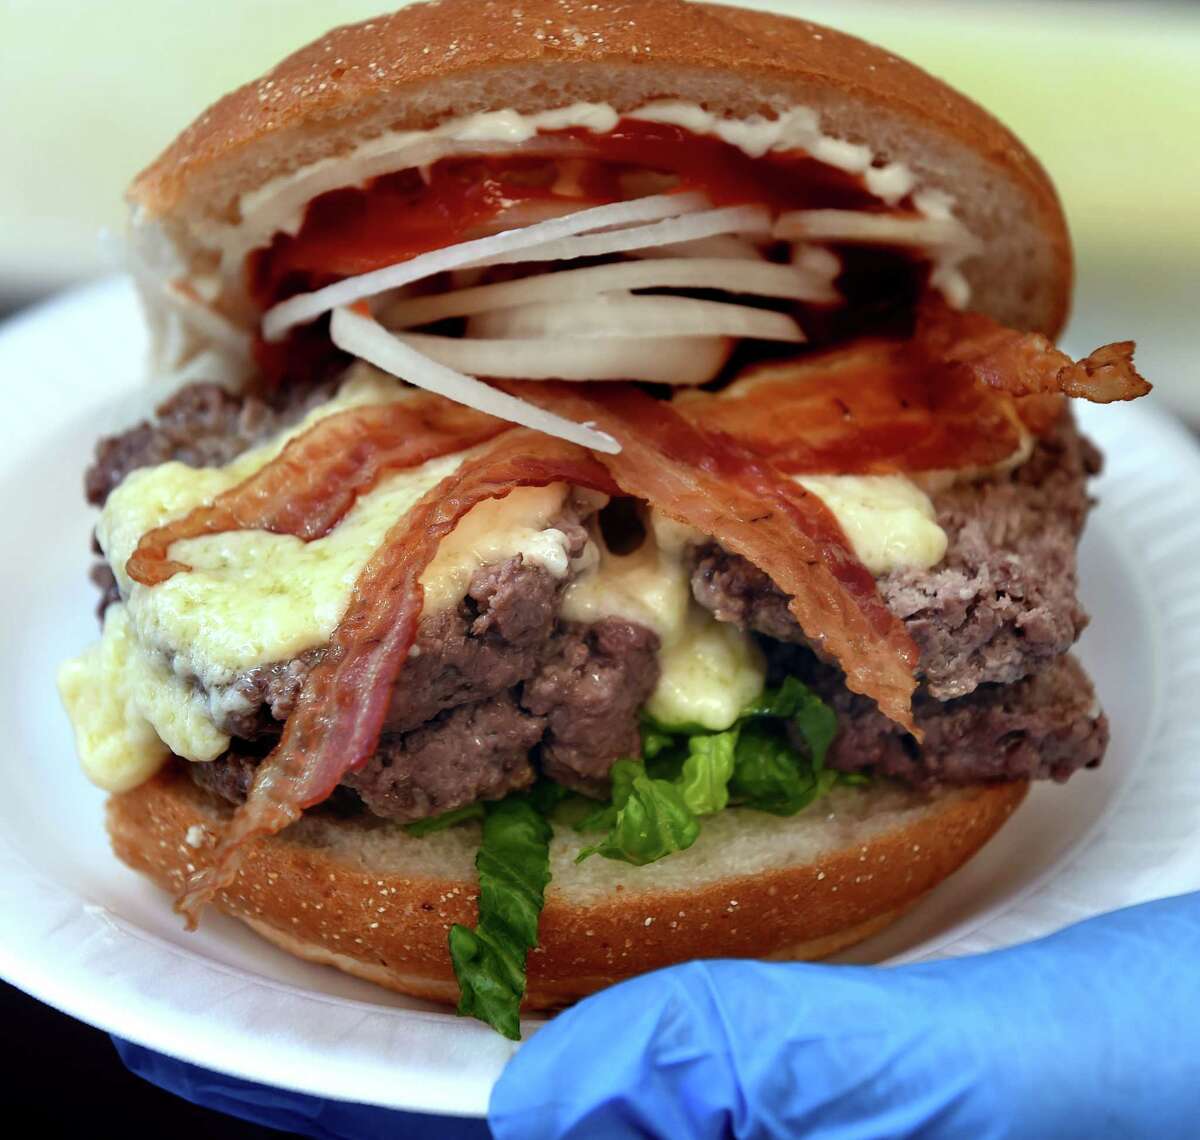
<box><xmin>90</xmin><ymin>383</ymin><xmax>1106</xmax><ymax>817</ymax></box>
<box><xmin>691</xmin><ymin>411</ymin><xmax>1100</xmax><ymax>700</ymax></box>
<box><xmin>820</xmin><ymin>653</ymin><xmax>1107</xmax><ymax>785</ymax></box>
<box><xmin>195</xmin><ymin>617</ymin><xmax>662</xmax><ymax>822</ymax></box>
<box><xmin>85</xmin><ymin>380</ymin><xmax>334</xmax><ymax>509</ymax></box>
<box><xmin>764</xmin><ymin>641</ymin><xmax>1107</xmax><ymax>784</ymax></box>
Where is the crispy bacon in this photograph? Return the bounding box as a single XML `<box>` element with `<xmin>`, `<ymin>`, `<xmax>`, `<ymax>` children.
<box><xmin>682</xmin><ymin>304</ymin><xmax>1150</xmax><ymax>474</ymax></box>
<box><xmin>915</xmin><ymin>297</ymin><xmax>1152</xmax><ymax>404</ymax></box>
<box><xmin>501</xmin><ymin>380</ymin><xmax>920</xmax><ymax>733</ymax></box>
<box><xmin>127</xmin><ymin>393</ymin><xmax>507</xmax><ymax>586</ymax></box>
<box><xmin>678</xmin><ymin>338</ymin><xmax>1027</xmax><ymax>474</ymax></box>
<box><xmin>175</xmin><ymin>430</ymin><xmax>618</xmax><ymax>924</ymax></box>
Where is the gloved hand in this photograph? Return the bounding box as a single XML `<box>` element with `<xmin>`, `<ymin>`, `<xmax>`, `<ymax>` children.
<box><xmin>489</xmin><ymin>892</ymin><xmax>1200</xmax><ymax>1140</ymax></box>
<box><xmin>111</xmin><ymin>1039</ymin><xmax>491</xmax><ymax>1139</ymax></box>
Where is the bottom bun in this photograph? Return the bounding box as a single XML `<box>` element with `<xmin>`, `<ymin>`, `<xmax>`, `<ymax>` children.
<box><xmin>107</xmin><ymin>764</ymin><xmax>1026</xmax><ymax>1009</ymax></box>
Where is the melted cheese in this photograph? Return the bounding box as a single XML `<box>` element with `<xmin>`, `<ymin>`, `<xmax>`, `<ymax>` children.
<box><xmin>57</xmin><ymin>604</ymin><xmax>222</xmax><ymax>791</ymax></box>
<box><xmin>562</xmin><ymin>513</ymin><xmax>766</xmax><ymax>732</ymax></box>
<box><xmin>560</xmin><ymin>515</ymin><xmax>694</xmax><ymax>636</ymax></box>
<box><xmin>796</xmin><ymin>474</ymin><xmax>948</xmax><ymax>575</ymax></box>
<box><xmin>646</xmin><ymin>614</ymin><xmax>766</xmax><ymax>731</ymax></box>
<box><xmin>75</xmin><ymin>365</ymin><xmax>574</xmax><ymax>773</ymax></box>
<box><xmin>562</xmin><ymin>471</ymin><xmax>951</xmax><ymax>730</ymax></box>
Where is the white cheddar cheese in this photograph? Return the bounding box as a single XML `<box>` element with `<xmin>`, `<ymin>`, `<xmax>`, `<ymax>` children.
<box><xmin>72</xmin><ymin>366</ymin><xmax>574</xmax><ymax>776</ymax></box>
<box><xmin>795</xmin><ymin>474</ymin><xmax>948</xmax><ymax>575</ymax></box>
<box><xmin>646</xmin><ymin>613</ymin><xmax>767</xmax><ymax>732</ymax></box>
<box><xmin>57</xmin><ymin>604</ymin><xmax>225</xmax><ymax>790</ymax></box>
<box><xmin>563</xmin><ymin>513</ymin><xmax>766</xmax><ymax>732</ymax></box>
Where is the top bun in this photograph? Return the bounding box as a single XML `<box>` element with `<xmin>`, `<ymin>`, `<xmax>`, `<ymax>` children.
<box><xmin>129</xmin><ymin>0</ymin><xmax>1071</xmax><ymax>352</ymax></box>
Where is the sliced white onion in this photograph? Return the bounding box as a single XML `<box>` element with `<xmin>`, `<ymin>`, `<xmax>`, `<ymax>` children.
<box><xmin>929</xmin><ymin>263</ymin><xmax>971</xmax><ymax>310</ymax></box>
<box><xmin>629</xmin><ymin>234</ymin><xmax>766</xmax><ymax>260</ymax></box>
<box><xmin>263</xmin><ymin>192</ymin><xmax>707</xmax><ymax>341</ymax></box>
<box><xmin>395</xmin><ymin>331</ymin><xmax>731</xmax><ymax>386</ymax></box>
<box><xmin>791</xmin><ymin>242</ymin><xmax>842</xmax><ymax>278</ymax></box>
<box><xmin>774</xmin><ymin>209</ymin><xmax>981</xmax><ymax>252</ymax></box>
<box><xmin>468</xmin><ymin>295</ymin><xmax>804</xmax><ymax>343</ymax></box>
<box><xmin>789</xmin><ymin>244</ymin><xmax>842</xmax><ymax>303</ymax></box>
<box><xmin>329</xmin><ymin>307</ymin><xmax>620</xmax><ymax>453</ymax></box>
<box><xmin>379</xmin><ymin>258</ymin><xmax>829</xmax><ymax>328</ymax></box>
<box><xmin>476</xmin><ymin>204</ymin><xmax>771</xmax><ymax>268</ymax></box>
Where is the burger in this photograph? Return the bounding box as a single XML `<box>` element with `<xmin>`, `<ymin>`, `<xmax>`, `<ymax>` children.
<box><xmin>58</xmin><ymin>0</ymin><xmax>1149</xmax><ymax>1039</ymax></box>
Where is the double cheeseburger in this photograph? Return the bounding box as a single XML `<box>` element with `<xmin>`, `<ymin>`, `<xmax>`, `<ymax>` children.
<box><xmin>59</xmin><ymin>0</ymin><xmax>1149</xmax><ymax>1038</ymax></box>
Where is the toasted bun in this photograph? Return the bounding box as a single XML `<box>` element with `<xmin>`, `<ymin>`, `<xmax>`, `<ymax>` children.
<box><xmin>129</xmin><ymin>0</ymin><xmax>1070</xmax><ymax>366</ymax></box>
<box><xmin>107</xmin><ymin>763</ymin><xmax>1025</xmax><ymax>1009</ymax></box>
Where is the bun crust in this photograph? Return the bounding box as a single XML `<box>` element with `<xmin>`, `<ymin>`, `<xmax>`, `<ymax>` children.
<box><xmin>107</xmin><ymin>764</ymin><xmax>1026</xmax><ymax>1009</ymax></box>
<box><xmin>129</xmin><ymin>0</ymin><xmax>1070</xmax><ymax>337</ymax></box>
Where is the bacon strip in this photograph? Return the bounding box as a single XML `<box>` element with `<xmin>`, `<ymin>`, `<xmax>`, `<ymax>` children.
<box><xmin>915</xmin><ymin>297</ymin><xmax>1152</xmax><ymax>404</ymax></box>
<box><xmin>128</xmin><ymin>393</ymin><xmax>507</xmax><ymax>586</ymax></box>
<box><xmin>678</xmin><ymin>338</ymin><xmax>1027</xmax><ymax>475</ymax></box>
<box><xmin>176</xmin><ymin>430</ymin><xmax>618</xmax><ymax>924</ymax></box>
<box><xmin>501</xmin><ymin>380</ymin><xmax>920</xmax><ymax>733</ymax></box>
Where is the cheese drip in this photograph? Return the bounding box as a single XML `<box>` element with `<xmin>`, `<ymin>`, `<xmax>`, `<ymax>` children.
<box><xmin>561</xmin><ymin>512</ymin><xmax>767</xmax><ymax>733</ymax></box>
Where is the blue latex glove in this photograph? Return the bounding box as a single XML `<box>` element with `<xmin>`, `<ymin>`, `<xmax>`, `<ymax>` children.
<box><xmin>490</xmin><ymin>892</ymin><xmax>1200</xmax><ymax>1139</ymax></box>
<box><xmin>112</xmin><ymin>1039</ymin><xmax>491</xmax><ymax>1139</ymax></box>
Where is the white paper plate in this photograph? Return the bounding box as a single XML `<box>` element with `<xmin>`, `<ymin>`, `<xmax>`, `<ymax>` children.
<box><xmin>2</xmin><ymin>279</ymin><xmax>1198</xmax><ymax>1118</ymax></box>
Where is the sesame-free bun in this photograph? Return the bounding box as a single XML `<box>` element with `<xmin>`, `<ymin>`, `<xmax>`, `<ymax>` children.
<box><xmin>107</xmin><ymin>763</ymin><xmax>1025</xmax><ymax>1009</ymax></box>
<box><xmin>129</xmin><ymin>0</ymin><xmax>1071</xmax><ymax>356</ymax></box>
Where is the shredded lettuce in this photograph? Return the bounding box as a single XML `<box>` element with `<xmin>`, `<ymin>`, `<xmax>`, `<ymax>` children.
<box><xmin>578</xmin><ymin>676</ymin><xmax>841</xmax><ymax>867</ymax></box>
<box><xmin>678</xmin><ymin>728</ymin><xmax>739</xmax><ymax>815</ymax></box>
<box><xmin>730</xmin><ymin>720</ymin><xmax>836</xmax><ymax>815</ymax></box>
<box><xmin>576</xmin><ymin>761</ymin><xmax>700</xmax><ymax>865</ymax></box>
<box><xmin>447</xmin><ymin>796</ymin><xmax>552</xmax><ymax>1040</ymax></box>
<box><xmin>730</xmin><ymin>676</ymin><xmax>839</xmax><ymax>815</ymax></box>
<box><xmin>742</xmin><ymin>675</ymin><xmax>838</xmax><ymax>767</ymax></box>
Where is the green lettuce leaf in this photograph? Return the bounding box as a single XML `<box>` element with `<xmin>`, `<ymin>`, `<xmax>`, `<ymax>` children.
<box><xmin>404</xmin><ymin>780</ymin><xmax>568</xmax><ymax>838</ymax></box>
<box><xmin>678</xmin><ymin>728</ymin><xmax>739</xmax><ymax>816</ymax></box>
<box><xmin>448</xmin><ymin>796</ymin><xmax>552</xmax><ymax>1040</ymax></box>
<box><xmin>577</xmin><ymin>729</ymin><xmax>736</xmax><ymax>864</ymax></box>
<box><xmin>730</xmin><ymin>720</ymin><xmax>835</xmax><ymax>815</ymax></box>
<box><xmin>576</xmin><ymin>768</ymin><xmax>699</xmax><ymax>865</ymax></box>
<box><xmin>578</xmin><ymin>676</ymin><xmax>843</xmax><ymax>866</ymax></box>
<box><xmin>403</xmin><ymin>802</ymin><xmax>485</xmax><ymax>837</ymax></box>
<box><xmin>743</xmin><ymin>676</ymin><xmax>838</xmax><ymax>768</ymax></box>
<box><xmin>731</xmin><ymin>676</ymin><xmax>839</xmax><ymax>814</ymax></box>
<box><xmin>640</xmin><ymin>721</ymin><xmax>678</xmax><ymax>761</ymax></box>
<box><xmin>574</xmin><ymin>757</ymin><xmax>641</xmax><ymax>833</ymax></box>
<box><xmin>526</xmin><ymin>777</ymin><xmax>571</xmax><ymax>816</ymax></box>
<box><xmin>435</xmin><ymin>674</ymin><xmax>844</xmax><ymax>1035</ymax></box>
